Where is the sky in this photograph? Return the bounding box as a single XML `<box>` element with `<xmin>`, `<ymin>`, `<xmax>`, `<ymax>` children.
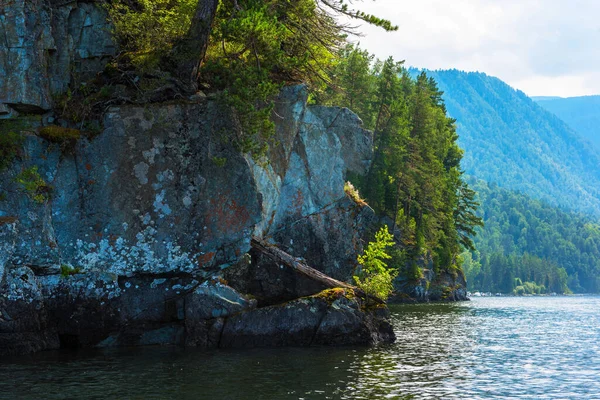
<box><xmin>348</xmin><ymin>0</ymin><xmax>600</xmax><ymax>97</ymax></box>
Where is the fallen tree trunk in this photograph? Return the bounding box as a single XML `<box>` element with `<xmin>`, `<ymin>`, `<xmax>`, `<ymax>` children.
<box><xmin>250</xmin><ymin>237</ymin><xmax>384</xmax><ymax>304</ymax></box>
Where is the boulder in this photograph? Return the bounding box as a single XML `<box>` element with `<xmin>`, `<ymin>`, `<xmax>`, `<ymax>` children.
<box><xmin>220</xmin><ymin>289</ymin><xmax>393</xmax><ymax>348</ymax></box>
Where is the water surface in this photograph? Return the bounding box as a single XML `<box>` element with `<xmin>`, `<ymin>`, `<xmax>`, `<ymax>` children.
<box><xmin>2</xmin><ymin>296</ymin><xmax>599</xmax><ymax>399</ymax></box>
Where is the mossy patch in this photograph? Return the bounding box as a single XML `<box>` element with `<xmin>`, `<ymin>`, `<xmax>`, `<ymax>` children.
<box><xmin>39</xmin><ymin>126</ymin><xmax>81</xmax><ymax>143</ymax></box>
<box><xmin>313</xmin><ymin>287</ymin><xmax>355</xmax><ymax>305</ymax></box>
<box><xmin>60</xmin><ymin>264</ymin><xmax>82</xmax><ymax>278</ymax></box>
<box><xmin>15</xmin><ymin>166</ymin><xmax>52</xmax><ymax>204</ymax></box>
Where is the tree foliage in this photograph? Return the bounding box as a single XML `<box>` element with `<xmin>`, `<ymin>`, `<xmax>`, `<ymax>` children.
<box><xmin>321</xmin><ymin>45</ymin><xmax>482</xmax><ymax>277</ymax></box>
<box><xmin>106</xmin><ymin>0</ymin><xmax>198</xmax><ymax>71</ymax></box>
<box><xmin>354</xmin><ymin>226</ymin><xmax>397</xmax><ymax>300</ymax></box>
<box><xmin>105</xmin><ymin>0</ymin><xmax>396</xmax><ymax>157</ymax></box>
<box><xmin>424</xmin><ymin>69</ymin><xmax>600</xmax><ymax>218</ymax></box>
<box><xmin>466</xmin><ymin>178</ymin><xmax>600</xmax><ymax>293</ymax></box>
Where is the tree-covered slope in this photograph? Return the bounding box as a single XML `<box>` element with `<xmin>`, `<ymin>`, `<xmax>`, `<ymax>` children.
<box><xmin>466</xmin><ymin>179</ymin><xmax>600</xmax><ymax>293</ymax></box>
<box><xmin>533</xmin><ymin>95</ymin><xmax>600</xmax><ymax>151</ymax></box>
<box><xmin>418</xmin><ymin>69</ymin><xmax>600</xmax><ymax>216</ymax></box>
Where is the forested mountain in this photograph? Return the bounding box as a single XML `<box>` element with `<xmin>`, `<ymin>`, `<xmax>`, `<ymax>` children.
<box><xmin>416</xmin><ymin>69</ymin><xmax>600</xmax><ymax>217</ymax></box>
<box><xmin>534</xmin><ymin>95</ymin><xmax>600</xmax><ymax>151</ymax></box>
<box><xmin>413</xmin><ymin>69</ymin><xmax>600</xmax><ymax>293</ymax></box>
<box><xmin>466</xmin><ymin>179</ymin><xmax>600</xmax><ymax>293</ymax></box>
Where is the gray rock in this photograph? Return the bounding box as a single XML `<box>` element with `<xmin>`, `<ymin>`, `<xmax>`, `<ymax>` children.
<box><xmin>185</xmin><ymin>281</ymin><xmax>256</xmax><ymax>320</ymax></box>
<box><xmin>0</xmin><ymin>0</ymin><xmax>115</xmax><ymax>112</ymax></box>
<box><xmin>220</xmin><ymin>289</ymin><xmax>394</xmax><ymax>348</ymax></box>
<box><xmin>0</xmin><ymin>0</ymin><xmax>409</xmax><ymax>355</ymax></box>
<box><xmin>220</xmin><ymin>295</ymin><xmax>330</xmax><ymax>348</ymax></box>
<box><xmin>1</xmin><ymin>56</ymin><xmax>393</xmax><ymax>354</ymax></box>
<box><xmin>0</xmin><ymin>266</ymin><xmax>60</xmax><ymax>355</ymax></box>
<box><xmin>223</xmin><ymin>251</ymin><xmax>328</xmax><ymax>307</ymax></box>
<box><xmin>0</xmin><ymin>104</ymin><xmax>18</xmax><ymax>119</ymax></box>
<box><xmin>314</xmin><ymin>298</ymin><xmax>394</xmax><ymax>345</ymax></box>
<box><xmin>391</xmin><ymin>265</ymin><xmax>469</xmax><ymax>303</ymax></box>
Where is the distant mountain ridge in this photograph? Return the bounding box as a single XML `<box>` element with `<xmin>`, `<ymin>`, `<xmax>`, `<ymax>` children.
<box><xmin>533</xmin><ymin>95</ymin><xmax>600</xmax><ymax>151</ymax></box>
<box><xmin>414</xmin><ymin>69</ymin><xmax>600</xmax><ymax>216</ymax></box>
<box><xmin>531</xmin><ymin>96</ymin><xmax>563</xmax><ymax>101</ymax></box>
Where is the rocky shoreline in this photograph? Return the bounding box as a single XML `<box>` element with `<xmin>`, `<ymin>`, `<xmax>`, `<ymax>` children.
<box><xmin>0</xmin><ymin>0</ymin><xmax>465</xmax><ymax>356</ymax></box>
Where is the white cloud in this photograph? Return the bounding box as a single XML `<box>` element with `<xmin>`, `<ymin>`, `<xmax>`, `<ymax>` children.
<box><xmin>345</xmin><ymin>0</ymin><xmax>600</xmax><ymax>97</ymax></box>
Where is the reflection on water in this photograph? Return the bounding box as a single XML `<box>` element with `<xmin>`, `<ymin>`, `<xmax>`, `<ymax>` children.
<box><xmin>2</xmin><ymin>297</ymin><xmax>600</xmax><ymax>399</ymax></box>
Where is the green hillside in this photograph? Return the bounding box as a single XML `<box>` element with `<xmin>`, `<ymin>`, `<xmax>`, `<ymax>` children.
<box><xmin>534</xmin><ymin>95</ymin><xmax>600</xmax><ymax>151</ymax></box>
<box><xmin>467</xmin><ymin>179</ymin><xmax>600</xmax><ymax>293</ymax></box>
<box><xmin>412</xmin><ymin>69</ymin><xmax>600</xmax><ymax>293</ymax></box>
<box><xmin>419</xmin><ymin>69</ymin><xmax>600</xmax><ymax>217</ymax></box>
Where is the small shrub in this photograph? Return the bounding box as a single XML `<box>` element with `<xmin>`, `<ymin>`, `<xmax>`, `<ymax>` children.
<box><xmin>354</xmin><ymin>271</ymin><xmax>395</xmax><ymax>301</ymax></box>
<box><xmin>39</xmin><ymin>126</ymin><xmax>81</xmax><ymax>143</ymax></box>
<box><xmin>211</xmin><ymin>156</ymin><xmax>227</xmax><ymax>167</ymax></box>
<box><xmin>60</xmin><ymin>264</ymin><xmax>81</xmax><ymax>278</ymax></box>
<box><xmin>344</xmin><ymin>181</ymin><xmax>367</xmax><ymax>206</ymax></box>
<box><xmin>15</xmin><ymin>166</ymin><xmax>52</xmax><ymax>204</ymax></box>
<box><xmin>354</xmin><ymin>226</ymin><xmax>398</xmax><ymax>300</ymax></box>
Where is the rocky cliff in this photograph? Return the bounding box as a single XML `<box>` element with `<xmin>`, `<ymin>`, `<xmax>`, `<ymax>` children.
<box><xmin>0</xmin><ymin>74</ymin><xmax>401</xmax><ymax>354</ymax></box>
<box><xmin>0</xmin><ymin>0</ymin><xmax>466</xmax><ymax>356</ymax></box>
<box><xmin>0</xmin><ymin>0</ymin><xmax>115</xmax><ymax>115</ymax></box>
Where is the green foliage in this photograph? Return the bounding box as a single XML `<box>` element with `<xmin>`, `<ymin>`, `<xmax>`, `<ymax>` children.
<box><xmin>354</xmin><ymin>226</ymin><xmax>397</xmax><ymax>300</ymax></box>
<box><xmin>534</xmin><ymin>95</ymin><xmax>600</xmax><ymax>152</ymax></box>
<box><xmin>60</xmin><ymin>264</ymin><xmax>82</xmax><ymax>278</ymax></box>
<box><xmin>15</xmin><ymin>166</ymin><xmax>52</xmax><ymax>204</ymax></box>
<box><xmin>321</xmin><ymin>46</ymin><xmax>482</xmax><ymax>275</ymax></box>
<box><xmin>105</xmin><ymin>0</ymin><xmax>395</xmax><ymax>158</ymax></box>
<box><xmin>424</xmin><ymin>69</ymin><xmax>600</xmax><ymax>217</ymax></box>
<box><xmin>211</xmin><ymin>156</ymin><xmax>227</xmax><ymax>167</ymax></box>
<box><xmin>53</xmin><ymin>80</ymin><xmax>115</xmax><ymax>129</ymax></box>
<box><xmin>201</xmin><ymin>0</ymin><xmax>343</xmax><ymax>157</ymax></box>
<box><xmin>513</xmin><ymin>281</ymin><xmax>546</xmax><ymax>296</ymax></box>
<box><xmin>467</xmin><ymin>178</ymin><xmax>595</xmax><ymax>293</ymax></box>
<box><xmin>388</xmin><ymin>246</ymin><xmax>421</xmax><ymax>281</ymax></box>
<box><xmin>106</xmin><ymin>0</ymin><xmax>197</xmax><ymax>71</ymax></box>
<box><xmin>418</xmin><ymin>70</ymin><xmax>600</xmax><ymax>294</ymax></box>
<box><xmin>0</xmin><ymin>130</ymin><xmax>24</xmax><ymax>171</ymax></box>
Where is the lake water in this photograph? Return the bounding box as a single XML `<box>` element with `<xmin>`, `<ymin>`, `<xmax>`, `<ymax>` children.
<box><xmin>2</xmin><ymin>296</ymin><xmax>600</xmax><ymax>399</ymax></box>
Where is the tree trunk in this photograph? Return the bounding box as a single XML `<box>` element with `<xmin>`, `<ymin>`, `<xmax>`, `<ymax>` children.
<box><xmin>251</xmin><ymin>237</ymin><xmax>384</xmax><ymax>304</ymax></box>
<box><xmin>176</xmin><ymin>0</ymin><xmax>219</xmax><ymax>90</ymax></box>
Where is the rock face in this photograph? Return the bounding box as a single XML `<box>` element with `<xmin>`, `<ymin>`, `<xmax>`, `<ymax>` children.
<box><xmin>220</xmin><ymin>289</ymin><xmax>394</xmax><ymax>348</ymax></box>
<box><xmin>0</xmin><ymin>0</ymin><xmax>115</xmax><ymax>114</ymax></box>
<box><xmin>0</xmin><ymin>76</ymin><xmax>391</xmax><ymax>354</ymax></box>
<box><xmin>391</xmin><ymin>267</ymin><xmax>469</xmax><ymax>303</ymax></box>
<box><xmin>0</xmin><ymin>0</ymin><xmax>467</xmax><ymax>355</ymax></box>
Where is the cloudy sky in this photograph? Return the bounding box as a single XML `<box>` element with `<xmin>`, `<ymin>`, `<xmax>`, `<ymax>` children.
<box><xmin>349</xmin><ymin>0</ymin><xmax>600</xmax><ymax>97</ymax></box>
